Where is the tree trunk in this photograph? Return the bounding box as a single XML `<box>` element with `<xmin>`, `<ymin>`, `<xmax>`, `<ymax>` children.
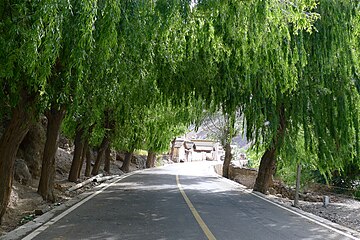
<box><xmin>253</xmin><ymin>146</ymin><xmax>277</xmax><ymax>193</ymax></box>
<box><xmin>120</xmin><ymin>151</ymin><xmax>133</xmax><ymax>173</ymax></box>
<box><xmin>78</xmin><ymin>124</ymin><xmax>95</xmax><ymax>178</ymax></box>
<box><xmin>91</xmin><ymin>110</ymin><xmax>113</xmax><ymax>175</ymax></box>
<box><xmin>77</xmin><ymin>140</ymin><xmax>89</xmax><ymax>178</ymax></box>
<box><xmin>146</xmin><ymin>151</ymin><xmax>156</xmax><ymax>168</ymax></box>
<box><xmin>91</xmin><ymin>136</ymin><xmax>110</xmax><ymax>176</ymax></box>
<box><xmin>85</xmin><ymin>146</ymin><xmax>92</xmax><ymax>177</ymax></box>
<box><xmin>38</xmin><ymin>106</ymin><xmax>66</xmax><ymax>201</ymax></box>
<box><xmin>222</xmin><ymin>143</ymin><xmax>232</xmax><ymax>178</ymax></box>
<box><xmin>104</xmin><ymin>145</ymin><xmax>111</xmax><ymax>173</ymax></box>
<box><xmin>68</xmin><ymin>126</ymin><xmax>85</xmax><ymax>182</ymax></box>
<box><xmin>169</xmin><ymin>138</ymin><xmax>176</xmax><ymax>161</ymax></box>
<box><xmin>253</xmin><ymin>106</ymin><xmax>286</xmax><ymax>194</ymax></box>
<box><xmin>0</xmin><ymin>93</ymin><xmax>36</xmax><ymax>223</ymax></box>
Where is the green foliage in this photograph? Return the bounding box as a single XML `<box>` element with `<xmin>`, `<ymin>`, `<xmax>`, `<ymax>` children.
<box><xmin>2</xmin><ymin>0</ymin><xmax>360</xmax><ymax>188</ymax></box>
<box><xmin>59</xmin><ymin>0</ymin><xmax>122</xmax><ymax>148</ymax></box>
<box><xmin>246</xmin><ymin>147</ymin><xmax>263</xmax><ymax>169</ymax></box>
<box><xmin>142</xmin><ymin>100</ymin><xmax>193</xmax><ymax>153</ymax></box>
<box><xmin>354</xmin><ymin>187</ymin><xmax>360</xmax><ymax>200</ymax></box>
<box><xmin>0</xmin><ymin>0</ymin><xmax>62</xmax><ymax>112</ymax></box>
<box><xmin>294</xmin><ymin>0</ymin><xmax>360</xmax><ymax>178</ymax></box>
<box><xmin>277</xmin><ymin>131</ymin><xmax>318</xmax><ymax>187</ymax></box>
<box><xmin>134</xmin><ymin>149</ymin><xmax>148</xmax><ymax>156</ymax></box>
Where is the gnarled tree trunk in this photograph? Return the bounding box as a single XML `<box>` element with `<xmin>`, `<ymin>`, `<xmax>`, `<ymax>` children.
<box><xmin>0</xmin><ymin>92</ymin><xmax>36</xmax><ymax>223</ymax></box>
<box><xmin>38</xmin><ymin>105</ymin><xmax>66</xmax><ymax>201</ymax></box>
<box><xmin>104</xmin><ymin>145</ymin><xmax>111</xmax><ymax>173</ymax></box>
<box><xmin>78</xmin><ymin>140</ymin><xmax>89</xmax><ymax>178</ymax></box>
<box><xmin>77</xmin><ymin>124</ymin><xmax>94</xmax><ymax>178</ymax></box>
<box><xmin>91</xmin><ymin>110</ymin><xmax>113</xmax><ymax>175</ymax></box>
<box><xmin>222</xmin><ymin>142</ymin><xmax>232</xmax><ymax>178</ymax></box>
<box><xmin>253</xmin><ymin>106</ymin><xmax>286</xmax><ymax>194</ymax></box>
<box><xmin>253</xmin><ymin>146</ymin><xmax>277</xmax><ymax>193</ymax></box>
<box><xmin>68</xmin><ymin>126</ymin><xmax>85</xmax><ymax>182</ymax></box>
<box><xmin>85</xmin><ymin>147</ymin><xmax>92</xmax><ymax>177</ymax></box>
<box><xmin>120</xmin><ymin>151</ymin><xmax>133</xmax><ymax>173</ymax></box>
<box><xmin>91</xmin><ymin>136</ymin><xmax>110</xmax><ymax>175</ymax></box>
<box><xmin>146</xmin><ymin>151</ymin><xmax>156</xmax><ymax>168</ymax></box>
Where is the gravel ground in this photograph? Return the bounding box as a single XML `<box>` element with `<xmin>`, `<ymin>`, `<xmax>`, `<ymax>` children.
<box><xmin>299</xmin><ymin>197</ymin><xmax>360</xmax><ymax>232</ymax></box>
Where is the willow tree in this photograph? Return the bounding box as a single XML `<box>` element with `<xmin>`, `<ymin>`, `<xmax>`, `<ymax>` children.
<box><xmin>109</xmin><ymin>95</ymin><xmax>148</xmax><ymax>173</ymax></box>
<box><xmin>200</xmin><ymin>110</ymin><xmax>241</xmax><ymax>178</ymax></box>
<box><xmin>37</xmin><ymin>0</ymin><xmax>104</xmax><ymax>200</ymax></box>
<box><xmin>105</xmin><ymin>0</ymin><xmax>160</xmax><ymax>172</ymax></box>
<box><xmin>243</xmin><ymin>0</ymin><xmax>360</xmax><ymax>193</ymax></box>
<box><xmin>237</xmin><ymin>0</ymin><xmax>319</xmax><ymax>193</ymax></box>
<box><xmin>154</xmin><ymin>0</ymin><xmax>317</xmax><ymax>190</ymax></box>
<box><xmin>153</xmin><ymin>0</ymin><xmax>358</xmax><ymax>194</ymax></box>
<box><xmin>290</xmin><ymin>0</ymin><xmax>360</xmax><ymax>184</ymax></box>
<box><xmin>65</xmin><ymin>0</ymin><xmax>121</xmax><ymax>182</ymax></box>
<box><xmin>203</xmin><ymin>0</ymin><xmax>360</xmax><ymax>193</ymax></box>
<box><xmin>142</xmin><ymin>100</ymin><xmax>194</xmax><ymax>168</ymax></box>
<box><xmin>0</xmin><ymin>1</ymin><xmax>62</xmax><ymax>222</ymax></box>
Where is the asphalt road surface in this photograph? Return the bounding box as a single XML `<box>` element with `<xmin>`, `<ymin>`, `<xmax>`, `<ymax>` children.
<box><xmin>21</xmin><ymin>162</ymin><xmax>357</xmax><ymax>240</ymax></box>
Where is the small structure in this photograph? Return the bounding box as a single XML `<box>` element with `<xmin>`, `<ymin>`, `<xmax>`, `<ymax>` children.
<box><xmin>171</xmin><ymin>139</ymin><xmax>185</xmax><ymax>163</ymax></box>
<box><xmin>170</xmin><ymin>138</ymin><xmax>224</xmax><ymax>163</ymax></box>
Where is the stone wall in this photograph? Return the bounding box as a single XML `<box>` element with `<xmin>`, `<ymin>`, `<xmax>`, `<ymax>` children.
<box><xmin>214</xmin><ymin>163</ymin><xmax>258</xmax><ymax>189</ymax></box>
<box><xmin>229</xmin><ymin>164</ymin><xmax>258</xmax><ymax>180</ymax></box>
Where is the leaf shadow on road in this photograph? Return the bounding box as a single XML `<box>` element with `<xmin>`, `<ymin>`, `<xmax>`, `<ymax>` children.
<box><xmin>28</xmin><ymin>169</ymin><xmax>354</xmax><ymax>240</ymax></box>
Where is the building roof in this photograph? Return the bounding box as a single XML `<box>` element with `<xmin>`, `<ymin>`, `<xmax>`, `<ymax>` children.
<box><xmin>192</xmin><ymin>139</ymin><xmax>214</xmax><ymax>145</ymax></box>
<box><xmin>191</xmin><ymin>139</ymin><xmax>216</xmax><ymax>152</ymax></box>
<box><xmin>193</xmin><ymin>146</ymin><xmax>213</xmax><ymax>152</ymax></box>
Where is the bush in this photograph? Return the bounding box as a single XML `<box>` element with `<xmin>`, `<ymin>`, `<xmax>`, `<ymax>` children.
<box><xmin>246</xmin><ymin>147</ymin><xmax>263</xmax><ymax>169</ymax></box>
<box><xmin>354</xmin><ymin>188</ymin><xmax>360</xmax><ymax>200</ymax></box>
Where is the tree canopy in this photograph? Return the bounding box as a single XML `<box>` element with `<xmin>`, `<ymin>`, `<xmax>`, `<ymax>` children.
<box><xmin>1</xmin><ymin>0</ymin><xmax>360</xmax><ymax>222</ymax></box>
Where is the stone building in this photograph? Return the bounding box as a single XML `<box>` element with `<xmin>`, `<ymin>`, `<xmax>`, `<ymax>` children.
<box><xmin>170</xmin><ymin>138</ymin><xmax>224</xmax><ymax>163</ymax></box>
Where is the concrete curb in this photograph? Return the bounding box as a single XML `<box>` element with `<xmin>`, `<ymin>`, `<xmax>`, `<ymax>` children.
<box><xmin>212</xmin><ymin>166</ymin><xmax>360</xmax><ymax>240</ymax></box>
<box><xmin>0</xmin><ymin>171</ymin><xmax>138</xmax><ymax>240</ymax></box>
<box><xmin>250</xmin><ymin>190</ymin><xmax>360</xmax><ymax>240</ymax></box>
<box><xmin>1</xmin><ymin>191</ymin><xmax>94</xmax><ymax>240</ymax></box>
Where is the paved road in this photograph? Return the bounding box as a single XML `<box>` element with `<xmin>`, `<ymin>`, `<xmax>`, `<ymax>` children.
<box><xmin>22</xmin><ymin>162</ymin><xmax>356</xmax><ymax>240</ymax></box>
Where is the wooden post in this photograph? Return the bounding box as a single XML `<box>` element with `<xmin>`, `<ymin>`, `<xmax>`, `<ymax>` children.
<box><xmin>294</xmin><ymin>163</ymin><xmax>301</xmax><ymax>207</ymax></box>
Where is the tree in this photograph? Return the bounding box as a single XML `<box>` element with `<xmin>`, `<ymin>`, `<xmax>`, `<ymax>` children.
<box><xmin>0</xmin><ymin>1</ymin><xmax>61</xmax><ymax>222</ymax></box>
<box><xmin>91</xmin><ymin>110</ymin><xmax>115</xmax><ymax>175</ymax></box>
<box><xmin>152</xmin><ymin>0</ymin><xmax>313</xmax><ymax>189</ymax></box>
<box><xmin>68</xmin><ymin>124</ymin><xmax>85</xmax><ymax>181</ymax></box>
<box><xmin>183</xmin><ymin>0</ymin><xmax>358</xmax><ymax>194</ymax></box>
<box><xmin>114</xmin><ymin>106</ymin><xmax>146</xmax><ymax>173</ymax></box>
<box><xmin>153</xmin><ymin>0</ymin><xmax>360</xmax><ymax>194</ymax></box>
<box><xmin>61</xmin><ymin>0</ymin><xmax>121</xmax><ymax>182</ymax></box>
<box><xmin>250</xmin><ymin>0</ymin><xmax>360</xmax><ymax>193</ymax></box>
<box><xmin>142</xmin><ymin>100</ymin><xmax>192</xmax><ymax>168</ymax></box>
<box><xmin>38</xmin><ymin>106</ymin><xmax>66</xmax><ymax>201</ymax></box>
<box><xmin>109</xmin><ymin>0</ymin><xmax>166</xmax><ymax>172</ymax></box>
<box><xmin>38</xmin><ymin>0</ymin><xmax>101</xmax><ymax>200</ymax></box>
<box><xmin>199</xmin><ymin>110</ymin><xmax>241</xmax><ymax>178</ymax></box>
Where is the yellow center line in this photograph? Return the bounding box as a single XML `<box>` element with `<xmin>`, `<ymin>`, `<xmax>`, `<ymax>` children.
<box><xmin>176</xmin><ymin>175</ymin><xmax>217</xmax><ymax>240</ymax></box>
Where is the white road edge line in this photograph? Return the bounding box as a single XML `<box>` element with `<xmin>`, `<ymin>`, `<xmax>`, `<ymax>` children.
<box><xmin>216</xmin><ymin>173</ymin><xmax>359</xmax><ymax>240</ymax></box>
<box><xmin>250</xmin><ymin>191</ymin><xmax>359</xmax><ymax>240</ymax></box>
<box><xmin>22</xmin><ymin>172</ymin><xmax>137</xmax><ymax>240</ymax></box>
